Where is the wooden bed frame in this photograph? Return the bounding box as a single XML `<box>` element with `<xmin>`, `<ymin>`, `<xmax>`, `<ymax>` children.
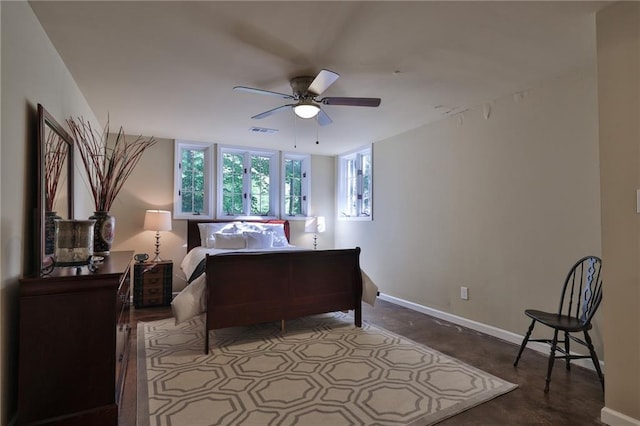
<box><xmin>187</xmin><ymin>220</ymin><xmax>363</xmax><ymax>354</ymax></box>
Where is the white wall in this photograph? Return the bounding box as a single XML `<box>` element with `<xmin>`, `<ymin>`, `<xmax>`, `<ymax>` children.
<box><xmin>336</xmin><ymin>63</ymin><xmax>603</xmax><ymax>354</ymax></box>
<box><xmin>597</xmin><ymin>2</ymin><xmax>640</xmax><ymax>424</ymax></box>
<box><xmin>0</xmin><ymin>2</ymin><xmax>98</xmax><ymax>423</ymax></box>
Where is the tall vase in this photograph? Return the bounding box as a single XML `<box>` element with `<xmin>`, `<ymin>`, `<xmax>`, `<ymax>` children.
<box><xmin>44</xmin><ymin>211</ymin><xmax>62</xmax><ymax>255</ymax></box>
<box><xmin>90</xmin><ymin>211</ymin><xmax>115</xmax><ymax>256</ymax></box>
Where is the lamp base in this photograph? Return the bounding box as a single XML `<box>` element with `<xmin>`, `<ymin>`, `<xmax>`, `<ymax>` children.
<box><xmin>153</xmin><ymin>231</ymin><xmax>163</xmax><ymax>262</ymax></box>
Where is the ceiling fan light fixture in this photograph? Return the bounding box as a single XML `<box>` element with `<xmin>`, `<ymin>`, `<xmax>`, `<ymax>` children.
<box><xmin>294</xmin><ymin>102</ymin><xmax>320</xmax><ymax>119</ymax></box>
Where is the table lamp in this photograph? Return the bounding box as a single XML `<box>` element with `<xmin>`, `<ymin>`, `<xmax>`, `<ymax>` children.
<box><xmin>144</xmin><ymin>209</ymin><xmax>172</xmax><ymax>262</ymax></box>
<box><xmin>304</xmin><ymin>216</ymin><xmax>325</xmax><ymax>250</ymax></box>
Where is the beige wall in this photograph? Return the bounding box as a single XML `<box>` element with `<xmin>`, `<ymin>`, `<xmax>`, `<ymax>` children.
<box><xmin>111</xmin><ymin>142</ymin><xmax>336</xmax><ymax>292</ymax></box>
<box><xmin>0</xmin><ymin>2</ymin><xmax>97</xmax><ymax>423</ymax></box>
<box><xmin>109</xmin><ymin>137</ymin><xmax>187</xmax><ymax>286</ymax></box>
<box><xmin>0</xmin><ymin>3</ymin><xmax>4</xmax><ymax>422</ymax></box>
<box><xmin>336</xmin><ymin>63</ymin><xmax>603</xmax><ymax>354</ymax></box>
<box><xmin>5</xmin><ymin>2</ymin><xmax>639</xmax><ymax>425</ymax></box>
<box><xmin>597</xmin><ymin>2</ymin><xmax>640</xmax><ymax>423</ymax></box>
<box><xmin>302</xmin><ymin>155</ymin><xmax>335</xmax><ymax>250</ymax></box>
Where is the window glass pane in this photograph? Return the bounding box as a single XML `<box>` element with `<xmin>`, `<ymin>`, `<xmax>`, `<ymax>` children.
<box><xmin>180</xmin><ymin>148</ymin><xmax>205</xmax><ymax>214</ymax></box>
<box><xmin>338</xmin><ymin>145</ymin><xmax>372</xmax><ymax>221</ymax></box>
<box><xmin>362</xmin><ymin>152</ymin><xmax>372</xmax><ymax>216</ymax></box>
<box><xmin>250</xmin><ymin>155</ymin><xmax>271</xmax><ymax>215</ymax></box>
<box><xmin>284</xmin><ymin>158</ymin><xmax>303</xmax><ymax>216</ymax></box>
<box><xmin>222</xmin><ymin>152</ymin><xmax>244</xmax><ymax>215</ymax></box>
<box><xmin>346</xmin><ymin>158</ymin><xmax>358</xmax><ymax>217</ymax></box>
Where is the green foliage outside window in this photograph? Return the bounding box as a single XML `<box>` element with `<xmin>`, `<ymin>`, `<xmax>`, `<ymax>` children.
<box><xmin>181</xmin><ymin>149</ymin><xmax>205</xmax><ymax>214</ymax></box>
<box><xmin>362</xmin><ymin>153</ymin><xmax>372</xmax><ymax>216</ymax></box>
<box><xmin>177</xmin><ymin>143</ymin><xmax>308</xmax><ymax>219</ymax></box>
<box><xmin>222</xmin><ymin>152</ymin><xmax>272</xmax><ymax>216</ymax></box>
<box><xmin>284</xmin><ymin>158</ymin><xmax>303</xmax><ymax>216</ymax></box>
<box><xmin>250</xmin><ymin>155</ymin><xmax>271</xmax><ymax>215</ymax></box>
<box><xmin>222</xmin><ymin>152</ymin><xmax>244</xmax><ymax>215</ymax></box>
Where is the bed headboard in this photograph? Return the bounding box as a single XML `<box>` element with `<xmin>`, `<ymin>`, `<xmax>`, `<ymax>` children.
<box><xmin>187</xmin><ymin>219</ymin><xmax>290</xmax><ymax>251</ymax></box>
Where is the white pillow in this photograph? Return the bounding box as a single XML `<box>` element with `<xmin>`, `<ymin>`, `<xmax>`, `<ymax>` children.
<box><xmin>220</xmin><ymin>223</ymin><xmax>241</xmax><ymax>233</ymax></box>
<box><xmin>171</xmin><ymin>275</ymin><xmax>206</xmax><ymax>325</ymax></box>
<box><xmin>239</xmin><ymin>222</ymin><xmax>265</xmax><ymax>233</ymax></box>
<box><xmin>213</xmin><ymin>233</ymin><xmax>246</xmax><ymax>249</ymax></box>
<box><xmin>244</xmin><ymin>231</ymin><xmax>274</xmax><ymax>249</ymax></box>
<box><xmin>197</xmin><ymin>223</ymin><xmax>209</xmax><ymax>247</ymax></box>
<box><xmin>198</xmin><ymin>222</ymin><xmax>242</xmax><ymax>248</ymax></box>
<box><xmin>261</xmin><ymin>223</ymin><xmax>290</xmax><ymax>247</ymax></box>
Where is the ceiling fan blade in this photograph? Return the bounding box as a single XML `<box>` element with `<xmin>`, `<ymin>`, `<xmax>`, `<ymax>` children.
<box><xmin>316</xmin><ymin>108</ymin><xmax>333</xmax><ymax>126</ymax></box>
<box><xmin>320</xmin><ymin>97</ymin><xmax>381</xmax><ymax>107</ymax></box>
<box><xmin>234</xmin><ymin>86</ymin><xmax>294</xmax><ymax>100</ymax></box>
<box><xmin>251</xmin><ymin>104</ymin><xmax>294</xmax><ymax>120</ymax></box>
<box><xmin>307</xmin><ymin>69</ymin><xmax>340</xmax><ymax>96</ymax></box>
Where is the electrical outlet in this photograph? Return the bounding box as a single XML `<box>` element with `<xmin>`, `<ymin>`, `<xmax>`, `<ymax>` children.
<box><xmin>460</xmin><ymin>286</ymin><xmax>469</xmax><ymax>300</ymax></box>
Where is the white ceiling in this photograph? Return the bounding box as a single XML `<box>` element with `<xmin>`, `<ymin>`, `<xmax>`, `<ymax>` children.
<box><xmin>29</xmin><ymin>1</ymin><xmax>604</xmax><ymax>156</ymax></box>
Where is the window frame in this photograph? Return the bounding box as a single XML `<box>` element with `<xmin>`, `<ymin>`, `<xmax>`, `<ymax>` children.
<box><xmin>281</xmin><ymin>152</ymin><xmax>311</xmax><ymax>220</ymax></box>
<box><xmin>216</xmin><ymin>145</ymin><xmax>280</xmax><ymax>220</ymax></box>
<box><xmin>337</xmin><ymin>144</ymin><xmax>373</xmax><ymax>221</ymax></box>
<box><xmin>173</xmin><ymin>140</ymin><xmax>214</xmax><ymax>220</ymax></box>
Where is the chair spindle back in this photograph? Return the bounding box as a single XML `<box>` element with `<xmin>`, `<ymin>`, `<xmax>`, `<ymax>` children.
<box><xmin>558</xmin><ymin>256</ymin><xmax>602</xmax><ymax>324</ymax></box>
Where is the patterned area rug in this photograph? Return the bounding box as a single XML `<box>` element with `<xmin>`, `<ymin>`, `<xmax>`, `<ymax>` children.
<box><xmin>137</xmin><ymin>313</ymin><xmax>516</xmax><ymax>426</ymax></box>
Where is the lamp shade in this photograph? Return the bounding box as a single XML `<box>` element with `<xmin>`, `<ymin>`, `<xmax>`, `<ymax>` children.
<box><xmin>304</xmin><ymin>216</ymin><xmax>326</xmax><ymax>233</ymax></box>
<box><xmin>294</xmin><ymin>102</ymin><xmax>320</xmax><ymax>119</ymax></box>
<box><xmin>144</xmin><ymin>210</ymin><xmax>172</xmax><ymax>232</ymax></box>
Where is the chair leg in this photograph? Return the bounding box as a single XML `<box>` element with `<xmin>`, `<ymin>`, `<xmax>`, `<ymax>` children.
<box><xmin>584</xmin><ymin>330</ymin><xmax>605</xmax><ymax>392</ymax></box>
<box><xmin>564</xmin><ymin>331</ymin><xmax>571</xmax><ymax>371</ymax></box>
<box><xmin>514</xmin><ymin>319</ymin><xmax>536</xmax><ymax>367</ymax></box>
<box><xmin>544</xmin><ymin>329</ymin><xmax>560</xmax><ymax>393</ymax></box>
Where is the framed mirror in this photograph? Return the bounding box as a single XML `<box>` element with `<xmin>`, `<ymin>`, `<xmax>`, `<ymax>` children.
<box><xmin>36</xmin><ymin>104</ymin><xmax>74</xmax><ymax>274</ymax></box>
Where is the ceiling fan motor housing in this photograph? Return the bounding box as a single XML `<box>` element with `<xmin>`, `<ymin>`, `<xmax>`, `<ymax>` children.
<box><xmin>290</xmin><ymin>76</ymin><xmax>316</xmax><ymax>98</ymax></box>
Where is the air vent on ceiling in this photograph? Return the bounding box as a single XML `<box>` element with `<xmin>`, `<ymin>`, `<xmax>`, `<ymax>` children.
<box><xmin>249</xmin><ymin>126</ymin><xmax>279</xmax><ymax>134</ymax></box>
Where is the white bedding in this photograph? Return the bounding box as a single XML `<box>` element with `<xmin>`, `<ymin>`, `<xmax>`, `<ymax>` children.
<box><xmin>172</xmin><ymin>246</ymin><xmax>379</xmax><ymax>324</ymax></box>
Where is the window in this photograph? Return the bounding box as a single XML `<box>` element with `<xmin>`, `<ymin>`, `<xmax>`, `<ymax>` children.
<box><xmin>174</xmin><ymin>140</ymin><xmax>214</xmax><ymax>219</ymax></box>
<box><xmin>217</xmin><ymin>146</ymin><xmax>279</xmax><ymax>218</ymax></box>
<box><xmin>338</xmin><ymin>145</ymin><xmax>372</xmax><ymax>220</ymax></box>
<box><xmin>174</xmin><ymin>142</ymin><xmax>312</xmax><ymax>221</ymax></box>
<box><xmin>282</xmin><ymin>152</ymin><xmax>310</xmax><ymax>219</ymax></box>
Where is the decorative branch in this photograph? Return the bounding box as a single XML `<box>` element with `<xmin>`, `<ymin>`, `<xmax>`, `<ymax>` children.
<box><xmin>66</xmin><ymin>116</ymin><xmax>157</xmax><ymax>212</ymax></box>
<box><xmin>44</xmin><ymin>130</ymin><xmax>68</xmax><ymax>211</ymax></box>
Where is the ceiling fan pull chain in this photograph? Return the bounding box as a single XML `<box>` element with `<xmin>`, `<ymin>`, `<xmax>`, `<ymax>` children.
<box><xmin>293</xmin><ymin>113</ymin><xmax>297</xmax><ymax>149</ymax></box>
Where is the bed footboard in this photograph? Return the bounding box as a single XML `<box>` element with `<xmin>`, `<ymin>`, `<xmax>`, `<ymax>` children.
<box><xmin>204</xmin><ymin>247</ymin><xmax>362</xmax><ymax>353</ymax></box>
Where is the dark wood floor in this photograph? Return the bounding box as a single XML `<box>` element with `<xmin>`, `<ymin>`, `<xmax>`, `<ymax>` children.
<box><xmin>120</xmin><ymin>299</ymin><xmax>604</xmax><ymax>425</ymax></box>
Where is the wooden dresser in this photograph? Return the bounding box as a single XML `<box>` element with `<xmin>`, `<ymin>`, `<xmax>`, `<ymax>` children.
<box><xmin>17</xmin><ymin>251</ymin><xmax>133</xmax><ymax>425</ymax></box>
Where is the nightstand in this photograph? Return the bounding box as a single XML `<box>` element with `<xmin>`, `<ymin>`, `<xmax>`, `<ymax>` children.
<box><xmin>133</xmin><ymin>260</ymin><xmax>173</xmax><ymax>308</ymax></box>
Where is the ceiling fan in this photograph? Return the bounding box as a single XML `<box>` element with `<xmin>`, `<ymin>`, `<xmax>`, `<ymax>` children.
<box><xmin>233</xmin><ymin>69</ymin><xmax>381</xmax><ymax>126</ymax></box>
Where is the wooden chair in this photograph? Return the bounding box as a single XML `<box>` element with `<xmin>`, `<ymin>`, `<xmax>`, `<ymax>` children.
<box><xmin>513</xmin><ymin>256</ymin><xmax>604</xmax><ymax>392</ymax></box>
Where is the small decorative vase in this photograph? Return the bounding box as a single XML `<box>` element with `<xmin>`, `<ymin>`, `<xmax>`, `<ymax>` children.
<box><xmin>90</xmin><ymin>211</ymin><xmax>115</xmax><ymax>256</ymax></box>
<box><xmin>44</xmin><ymin>211</ymin><xmax>61</xmax><ymax>255</ymax></box>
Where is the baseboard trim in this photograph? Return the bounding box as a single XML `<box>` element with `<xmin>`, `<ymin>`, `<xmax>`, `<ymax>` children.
<box><xmin>378</xmin><ymin>293</ymin><xmax>603</xmax><ymax>372</ymax></box>
<box><xmin>601</xmin><ymin>407</ymin><xmax>640</xmax><ymax>426</ymax></box>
